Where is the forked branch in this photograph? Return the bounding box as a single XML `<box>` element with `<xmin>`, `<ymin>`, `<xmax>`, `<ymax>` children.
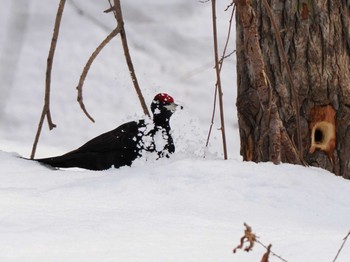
<box><xmin>77</xmin><ymin>0</ymin><xmax>150</xmax><ymax>121</ymax></box>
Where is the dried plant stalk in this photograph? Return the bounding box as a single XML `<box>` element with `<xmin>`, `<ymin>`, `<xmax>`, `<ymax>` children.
<box><xmin>233</xmin><ymin>223</ymin><xmax>288</xmax><ymax>262</ymax></box>
<box><xmin>233</xmin><ymin>223</ymin><xmax>257</xmax><ymax>253</ymax></box>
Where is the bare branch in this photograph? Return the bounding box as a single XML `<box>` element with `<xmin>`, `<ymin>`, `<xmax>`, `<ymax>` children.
<box><xmin>109</xmin><ymin>0</ymin><xmax>150</xmax><ymax>117</ymax></box>
<box><xmin>103</xmin><ymin>6</ymin><xmax>115</xmax><ymax>14</ymax></box>
<box><xmin>76</xmin><ymin>26</ymin><xmax>121</xmax><ymax>122</ymax></box>
<box><xmin>210</xmin><ymin>0</ymin><xmax>228</xmax><ymax>159</ymax></box>
<box><xmin>218</xmin><ymin>50</ymin><xmax>236</xmax><ymax>65</ymax></box>
<box><xmin>225</xmin><ymin>1</ymin><xmax>235</xmax><ymax>11</ymax></box>
<box><xmin>206</xmin><ymin>3</ymin><xmax>235</xmax><ymax>152</ymax></box>
<box><xmin>31</xmin><ymin>0</ymin><xmax>66</xmax><ymax>159</ymax></box>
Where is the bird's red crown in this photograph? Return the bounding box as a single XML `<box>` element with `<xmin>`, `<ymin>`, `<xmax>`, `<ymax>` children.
<box><xmin>154</xmin><ymin>93</ymin><xmax>174</xmax><ymax>103</ymax></box>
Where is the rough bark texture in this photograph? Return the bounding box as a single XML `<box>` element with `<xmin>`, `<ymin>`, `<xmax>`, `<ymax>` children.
<box><xmin>236</xmin><ymin>0</ymin><xmax>350</xmax><ymax>179</ymax></box>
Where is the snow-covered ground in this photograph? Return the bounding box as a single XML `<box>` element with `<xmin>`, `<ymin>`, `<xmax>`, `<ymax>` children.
<box><xmin>0</xmin><ymin>0</ymin><xmax>349</xmax><ymax>261</ymax></box>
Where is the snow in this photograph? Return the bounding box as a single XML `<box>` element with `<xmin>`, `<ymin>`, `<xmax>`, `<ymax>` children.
<box><xmin>0</xmin><ymin>0</ymin><xmax>349</xmax><ymax>261</ymax></box>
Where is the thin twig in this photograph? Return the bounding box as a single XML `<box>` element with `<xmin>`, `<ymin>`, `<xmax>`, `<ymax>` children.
<box><xmin>76</xmin><ymin>26</ymin><xmax>121</xmax><ymax>122</ymax></box>
<box><xmin>218</xmin><ymin>50</ymin><xmax>236</xmax><ymax>65</ymax></box>
<box><xmin>109</xmin><ymin>0</ymin><xmax>150</xmax><ymax>117</ymax></box>
<box><xmin>333</xmin><ymin>230</ymin><xmax>350</xmax><ymax>262</ymax></box>
<box><xmin>225</xmin><ymin>1</ymin><xmax>235</xmax><ymax>11</ymax></box>
<box><xmin>261</xmin><ymin>0</ymin><xmax>303</xmax><ymax>160</ymax></box>
<box><xmin>210</xmin><ymin>0</ymin><xmax>228</xmax><ymax>159</ymax></box>
<box><xmin>31</xmin><ymin>0</ymin><xmax>66</xmax><ymax>159</ymax></box>
<box><xmin>206</xmin><ymin>3</ymin><xmax>235</xmax><ymax>151</ymax></box>
<box><xmin>206</xmin><ymin>83</ymin><xmax>219</xmax><ymax>148</ymax></box>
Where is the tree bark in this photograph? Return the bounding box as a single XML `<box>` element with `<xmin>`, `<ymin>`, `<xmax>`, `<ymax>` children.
<box><xmin>236</xmin><ymin>0</ymin><xmax>350</xmax><ymax>179</ymax></box>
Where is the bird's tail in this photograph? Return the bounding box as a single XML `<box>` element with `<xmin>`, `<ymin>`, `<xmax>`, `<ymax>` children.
<box><xmin>35</xmin><ymin>155</ymin><xmax>71</xmax><ymax>169</ymax></box>
<box><xmin>33</xmin><ymin>151</ymin><xmax>112</xmax><ymax>170</ymax></box>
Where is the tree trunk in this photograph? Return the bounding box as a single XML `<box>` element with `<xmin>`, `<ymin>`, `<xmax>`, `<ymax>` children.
<box><xmin>236</xmin><ymin>0</ymin><xmax>350</xmax><ymax>179</ymax></box>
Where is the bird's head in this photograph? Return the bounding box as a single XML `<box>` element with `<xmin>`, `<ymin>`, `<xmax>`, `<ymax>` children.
<box><xmin>151</xmin><ymin>93</ymin><xmax>182</xmax><ymax>125</ymax></box>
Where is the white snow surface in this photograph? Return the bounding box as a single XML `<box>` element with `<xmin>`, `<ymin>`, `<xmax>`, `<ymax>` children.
<box><xmin>0</xmin><ymin>0</ymin><xmax>349</xmax><ymax>261</ymax></box>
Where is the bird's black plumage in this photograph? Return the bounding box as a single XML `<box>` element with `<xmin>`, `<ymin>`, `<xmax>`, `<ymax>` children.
<box><xmin>36</xmin><ymin>93</ymin><xmax>180</xmax><ymax>170</ymax></box>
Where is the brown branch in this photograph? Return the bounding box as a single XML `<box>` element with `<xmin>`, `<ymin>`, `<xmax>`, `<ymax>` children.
<box><xmin>206</xmin><ymin>4</ymin><xmax>235</xmax><ymax>149</ymax></box>
<box><xmin>218</xmin><ymin>50</ymin><xmax>236</xmax><ymax>65</ymax></box>
<box><xmin>109</xmin><ymin>0</ymin><xmax>150</xmax><ymax>117</ymax></box>
<box><xmin>333</xmin><ymin>230</ymin><xmax>350</xmax><ymax>262</ymax></box>
<box><xmin>30</xmin><ymin>0</ymin><xmax>66</xmax><ymax>159</ymax></box>
<box><xmin>76</xmin><ymin>26</ymin><xmax>121</xmax><ymax>122</ymax></box>
<box><xmin>210</xmin><ymin>0</ymin><xmax>228</xmax><ymax>159</ymax></box>
<box><xmin>261</xmin><ymin>0</ymin><xmax>303</xmax><ymax>160</ymax></box>
<box><xmin>104</xmin><ymin>6</ymin><xmax>114</xmax><ymax>13</ymax></box>
<box><xmin>206</xmin><ymin>84</ymin><xmax>218</xmax><ymax>148</ymax></box>
<box><xmin>225</xmin><ymin>1</ymin><xmax>235</xmax><ymax>11</ymax></box>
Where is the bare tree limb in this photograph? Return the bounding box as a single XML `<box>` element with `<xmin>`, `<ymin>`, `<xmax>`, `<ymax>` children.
<box><xmin>109</xmin><ymin>0</ymin><xmax>150</xmax><ymax>117</ymax></box>
<box><xmin>76</xmin><ymin>26</ymin><xmax>121</xmax><ymax>122</ymax></box>
<box><xmin>210</xmin><ymin>0</ymin><xmax>228</xmax><ymax>159</ymax></box>
<box><xmin>206</xmin><ymin>3</ymin><xmax>235</xmax><ymax>149</ymax></box>
<box><xmin>30</xmin><ymin>0</ymin><xmax>66</xmax><ymax>159</ymax></box>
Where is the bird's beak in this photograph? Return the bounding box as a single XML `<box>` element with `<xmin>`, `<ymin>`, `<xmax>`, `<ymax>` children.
<box><xmin>165</xmin><ymin>102</ymin><xmax>183</xmax><ymax>112</ymax></box>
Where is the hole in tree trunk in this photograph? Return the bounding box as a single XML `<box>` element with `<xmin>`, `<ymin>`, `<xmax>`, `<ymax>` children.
<box><xmin>314</xmin><ymin>128</ymin><xmax>324</xmax><ymax>143</ymax></box>
<box><xmin>309</xmin><ymin>105</ymin><xmax>336</xmax><ymax>162</ymax></box>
